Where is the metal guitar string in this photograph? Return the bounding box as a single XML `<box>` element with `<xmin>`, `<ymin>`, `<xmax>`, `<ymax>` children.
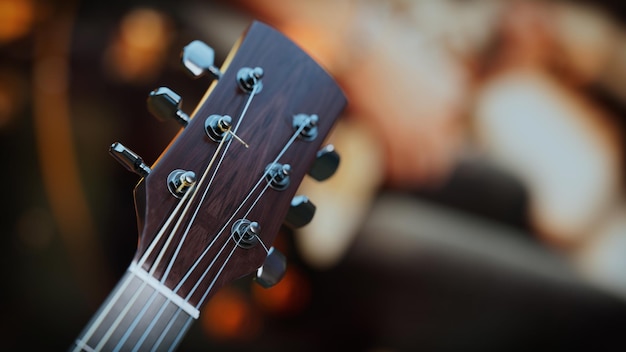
<box><xmin>72</xmin><ymin>185</ymin><xmax>199</xmax><ymax>351</ymax></box>
<box><xmin>75</xmin><ymin>133</ymin><xmax>227</xmax><ymax>350</ymax></box>
<box><xmin>172</xmin><ymin>114</ymin><xmax>310</xmax><ymax>298</ymax></box>
<box><xmin>127</xmin><ymin>83</ymin><xmax>262</xmax><ymax>352</ymax></box>
<box><xmin>155</xmin><ymin>224</ymin><xmax>250</xmax><ymax>352</ymax></box>
<box><xmin>160</xmin><ymin>82</ymin><xmax>259</xmax><ymax>282</ymax></box>
<box><xmin>87</xmin><ymin>72</ymin><xmax>312</xmax><ymax>352</ymax></box>
<box><xmin>71</xmin><ymin>178</ymin><xmax>201</xmax><ymax>352</ymax></box>
<box><xmin>86</xmin><ymin>127</ymin><xmax>232</xmax><ymax>352</ymax></box>
<box><xmin>134</xmin><ymin>175</ymin><xmax>269</xmax><ymax>352</ymax></box>
<box><xmin>74</xmin><ymin>80</ymin><xmax>259</xmax><ymax>352</ymax></box>
<box><xmin>188</xmin><ymin>180</ymin><xmax>273</xmax><ymax>304</ymax></box>
<box><xmin>110</xmin><ymin>85</ymin><xmax>261</xmax><ymax>352</ymax></box>
<box><xmin>149</xmin><ymin>115</ymin><xmax>314</xmax><ymax>352</ymax></box>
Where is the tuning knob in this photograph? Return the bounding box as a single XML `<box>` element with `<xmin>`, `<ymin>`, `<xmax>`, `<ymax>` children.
<box><xmin>255</xmin><ymin>247</ymin><xmax>286</xmax><ymax>288</ymax></box>
<box><xmin>181</xmin><ymin>40</ymin><xmax>222</xmax><ymax>79</ymax></box>
<box><xmin>147</xmin><ymin>87</ymin><xmax>190</xmax><ymax>127</ymax></box>
<box><xmin>284</xmin><ymin>195</ymin><xmax>316</xmax><ymax>229</ymax></box>
<box><xmin>109</xmin><ymin>142</ymin><xmax>151</xmax><ymax>177</ymax></box>
<box><xmin>308</xmin><ymin>144</ymin><xmax>340</xmax><ymax>181</ymax></box>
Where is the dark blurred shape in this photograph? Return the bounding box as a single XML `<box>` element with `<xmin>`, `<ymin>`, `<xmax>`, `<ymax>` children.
<box><xmin>415</xmin><ymin>156</ymin><xmax>530</xmax><ymax>231</ymax></box>
<box><xmin>0</xmin><ymin>69</ymin><xmax>28</xmax><ymax>129</ymax></box>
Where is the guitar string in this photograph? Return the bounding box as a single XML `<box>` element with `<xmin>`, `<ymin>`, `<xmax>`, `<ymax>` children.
<box><xmin>71</xmin><ymin>179</ymin><xmax>199</xmax><ymax>352</ymax></box>
<box><xmin>131</xmin><ymin>176</ymin><xmax>268</xmax><ymax>351</ymax></box>
<box><xmin>147</xmin><ymin>117</ymin><xmax>314</xmax><ymax>352</ymax></box>
<box><xmin>110</xmin><ymin>83</ymin><xmax>259</xmax><ymax>351</ymax></box>
<box><xmin>140</xmin><ymin>179</ymin><xmax>272</xmax><ymax>352</ymax></box>
<box><xmin>187</xmin><ymin>181</ymin><xmax>272</xmax><ymax>304</ymax></box>
<box><xmin>171</xmin><ymin>114</ymin><xmax>310</xmax><ymax>295</ymax></box>
<box><xmin>148</xmin><ymin>221</ymin><xmax>249</xmax><ymax>352</ymax></box>
<box><xmin>196</xmin><ymin>180</ymin><xmax>272</xmax><ymax>307</ymax></box>
<box><xmin>82</xmin><ymin>112</ymin><xmax>311</xmax><ymax>352</ymax></box>
<box><xmin>93</xmin><ymin>132</ymin><xmax>232</xmax><ymax>352</ymax></box>
<box><xmin>96</xmin><ymin>131</ymin><xmax>230</xmax><ymax>351</ymax></box>
<box><xmin>76</xmin><ymin>81</ymin><xmax>255</xmax><ymax>352</ymax></box>
<box><xmin>105</xmin><ymin>79</ymin><xmax>311</xmax><ymax>352</ymax></box>
<box><xmin>105</xmin><ymin>85</ymin><xmax>260</xmax><ymax>352</ymax></box>
<box><xmin>160</xmin><ymin>82</ymin><xmax>259</xmax><ymax>282</ymax></box>
<box><xmin>153</xmin><ymin>214</ymin><xmax>250</xmax><ymax>352</ymax></box>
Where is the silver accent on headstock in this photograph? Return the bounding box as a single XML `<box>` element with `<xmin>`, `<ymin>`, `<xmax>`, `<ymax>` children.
<box><xmin>237</xmin><ymin>66</ymin><xmax>263</xmax><ymax>94</ymax></box>
<box><xmin>181</xmin><ymin>40</ymin><xmax>222</xmax><ymax>79</ymax></box>
<box><xmin>231</xmin><ymin>219</ymin><xmax>261</xmax><ymax>249</ymax></box>
<box><xmin>109</xmin><ymin>142</ymin><xmax>151</xmax><ymax>177</ymax></box>
<box><xmin>204</xmin><ymin>114</ymin><xmax>233</xmax><ymax>143</ymax></box>
<box><xmin>166</xmin><ymin>169</ymin><xmax>196</xmax><ymax>198</ymax></box>
<box><xmin>265</xmin><ymin>163</ymin><xmax>291</xmax><ymax>190</ymax></box>
<box><xmin>293</xmin><ymin>114</ymin><xmax>319</xmax><ymax>141</ymax></box>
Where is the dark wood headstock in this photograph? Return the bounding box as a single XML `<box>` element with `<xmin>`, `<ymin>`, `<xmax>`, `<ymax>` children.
<box><xmin>132</xmin><ymin>21</ymin><xmax>346</xmax><ymax>308</ymax></box>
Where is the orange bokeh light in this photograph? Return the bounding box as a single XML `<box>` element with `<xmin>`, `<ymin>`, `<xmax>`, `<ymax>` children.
<box><xmin>0</xmin><ymin>0</ymin><xmax>35</xmax><ymax>43</ymax></box>
<box><xmin>200</xmin><ymin>287</ymin><xmax>261</xmax><ymax>341</ymax></box>
<box><xmin>252</xmin><ymin>265</ymin><xmax>311</xmax><ymax>316</ymax></box>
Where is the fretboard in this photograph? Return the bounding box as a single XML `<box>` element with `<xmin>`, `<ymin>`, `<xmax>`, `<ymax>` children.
<box><xmin>70</xmin><ymin>265</ymin><xmax>197</xmax><ymax>352</ymax></box>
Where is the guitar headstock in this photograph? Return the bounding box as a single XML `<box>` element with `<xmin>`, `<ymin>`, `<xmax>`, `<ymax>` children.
<box><xmin>110</xmin><ymin>21</ymin><xmax>346</xmax><ymax>311</ymax></box>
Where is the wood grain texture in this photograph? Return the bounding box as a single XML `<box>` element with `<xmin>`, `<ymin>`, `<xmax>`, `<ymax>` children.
<box><xmin>133</xmin><ymin>21</ymin><xmax>346</xmax><ymax>307</ymax></box>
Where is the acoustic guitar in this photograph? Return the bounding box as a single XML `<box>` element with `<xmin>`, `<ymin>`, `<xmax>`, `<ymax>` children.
<box><xmin>70</xmin><ymin>21</ymin><xmax>346</xmax><ymax>351</ymax></box>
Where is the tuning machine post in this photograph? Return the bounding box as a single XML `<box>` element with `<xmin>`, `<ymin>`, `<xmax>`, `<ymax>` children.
<box><xmin>237</xmin><ymin>67</ymin><xmax>264</xmax><ymax>94</ymax></box>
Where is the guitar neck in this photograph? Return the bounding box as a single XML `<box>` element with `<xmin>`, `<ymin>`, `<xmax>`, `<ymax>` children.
<box><xmin>71</xmin><ymin>20</ymin><xmax>347</xmax><ymax>351</ymax></box>
<box><xmin>71</xmin><ymin>265</ymin><xmax>196</xmax><ymax>352</ymax></box>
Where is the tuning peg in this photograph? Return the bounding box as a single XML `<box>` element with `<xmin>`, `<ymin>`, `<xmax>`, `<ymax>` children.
<box><xmin>109</xmin><ymin>142</ymin><xmax>151</xmax><ymax>177</ymax></box>
<box><xmin>147</xmin><ymin>87</ymin><xmax>190</xmax><ymax>127</ymax></box>
<box><xmin>181</xmin><ymin>40</ymin><xmax>222</xmax><ymax>80</ymax></box>
<box><xmin>308</xmin><ymin>144</ymin><xmax>340</xmax><ymax>181</ymax></box>
<box><xmin>255</xmin><ymin>247</ymin><xmax>286</xmax><ymax>288</ymax></box>
<box><xmin>284</xmin><ymin>195</ymin><xmax>316</xmax><ymax>229</ymax></box>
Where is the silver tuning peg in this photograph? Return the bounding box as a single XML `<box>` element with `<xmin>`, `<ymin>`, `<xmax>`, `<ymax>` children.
<box><xmin>255</xmin><ymin>247</ymin><xmax>286</xmax><ymax>288</ymax></box>
<box><xmin>109</xmin><ymin>142</ymin><xmax>151</xmax><ymax>177</ymax></box>
<box><xmin>284</xmin><ymin>195</ymin><xmax>316</xmax><ymax>229</ymax></box>
<box><xmin>308</xmin><ymin>144</ymin><xmax>340</xmax><ymax>181</ymax></box>
<box><xmin>147</xmin><ymin>87</ymin><xmax>190</xmax><ymax>127</ymax></box>
<box><xmin>181</xmin><ymin>40</ymin><xmax>222</xmax><ymax>80</ymax></box>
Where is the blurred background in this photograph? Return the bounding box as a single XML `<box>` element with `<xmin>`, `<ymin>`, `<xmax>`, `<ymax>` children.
<box><xmin>1</xmin><ymin>0</ymin><xmax>626</xmax><ymax>350</ymax></box>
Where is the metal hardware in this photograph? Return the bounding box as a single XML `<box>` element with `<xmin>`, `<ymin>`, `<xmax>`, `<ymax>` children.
<box><xmin>147</xmin><ymin>87</ymin><xmax>190</xmax><ymax>127</ymax></box>
<box><xmin>284</xmin><ymin>195</ymin><xmax>316</xmax><ymax>228</ymax></box>
<box><xmin>293</xmin><ymin>114</ymin><xmax>319</xmax><ymax>141</ymax></box>
<box><xmin>308</xmin><ymin>144</ymin><xmax>340</xmax><ymax>181</ymax></box>
<box><xmin>255</xmin><ymin>247</ymin><xmax>286</xmax><ymax>288</ymax></box>
<box><xmin>237</xmin><ymin>67</ymin><xmax>263</xmax><ymax>94</ymax></box>
<box><xmin>109</xmin><ymin>142</ymin><xmax>151</xmax><ymax>177</ymax></box>
<box><xmin>181</xmin><ymin>40</ymin><xmax>222</xmax><ymax>79</ymax></box>
<box><xmin>167</xmin><ymin>170</ymin><xmax>196</xmax><ymax>198</ymax></box>
<box><xmin>231</xmin><ymin>219</ymin><xmax>260</xmax><ymax>249</ymax></box>
<box><xmin>204</xmin><ymin>115</ymin><xmax>233</xmax><ymax>143</ymax></box>
<box><xmin>265</xmin><ymin>163</ymin><xmax>291</xmax><ymax>190</ymax></box>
